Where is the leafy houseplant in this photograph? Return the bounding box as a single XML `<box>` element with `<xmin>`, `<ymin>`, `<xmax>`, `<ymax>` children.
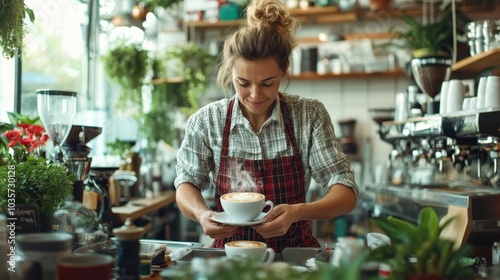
<box><xmin>101</xmin><ymin>37</ymin><xmax>149</xmax><ymax>114</ymax></box>
<box><xmin>144</xmin><ymin>43</ymin><xmax>214</xmax><ymax>148</ymax></box>
<box><xmin>389</xmin><ymin>2</ymin><xmax>471</xmax><ymax>58</ymax></box>
<box><xmin>0</xmin><ymin>0</ymin><xmax>35</xmax><ymax>58</ymax></box>
<box><xmin>0</xmin><ymin>156</ymin><xmax>74</xmax><ymax>216</ymax></box>
<box><xmin>0</xmin><ymin>112</ymin><xmax>74</xmax><ymax>231</ymax></box>
<box><xmin>369</xmin><ymin>206</ymin><xmax>474</xmax><ymax>280</ymax></box>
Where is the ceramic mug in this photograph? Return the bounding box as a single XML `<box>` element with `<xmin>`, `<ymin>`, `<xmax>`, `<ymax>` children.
<box><xmin>58</xmin><ymin>254</ymin><xmax>114</xmax><ymax>280</ymax></box>
<box><xmin>446</xmin><ymin>79</ymin><xmax>465</xmax><ymax>113</ymax></box>
<box><xmin>439</xmin><ymin>80</ymin><xmax>449</xmax><ymax>114</ymax></box>
<box><xmin>476</xmin><ymin>76</ymin><xmax>488</xmax><ymax>110</ymax></box>
<box><xmin>224</xmin><ymin>240</ymin><xmax>275</xmax><ymax>264</ymax></box>
<box><xmin>485</xmin><ymin>76</ymin><xmax>500</xmax><ymax>109</ymax></box>
<box><xmin>220</xmin><ymin>192</ymin><xmax>274</xmax><ymax>223</ymax></box>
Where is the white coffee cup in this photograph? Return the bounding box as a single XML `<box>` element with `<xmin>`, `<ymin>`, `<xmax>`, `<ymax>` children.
<box><xmin>439</xmin><ymin>80</ymin><xmax>449</xmax><ymax>114</ymax></box>
<box><xmin>469</xmin><ymin>97</ymin><xmax>477</xmax><ymax>111</ymax></box>
<box><xmin>484</xmin><ymin>76</ymin><xmax>500</xmax><ymax>110</ymax></box>
<box><xmin>446</xmin><ymin>79</ymin><xmax>465</xmax><ymax>113</ymax></box>
<box><xmin>224</xmin><ymin>240</ymin><xmax>275</xmax><ymax>264</ymax></box>
<box><xmin>462</xmin><ymin>97</ymin><xmax>471</xmax><ymax>111</ymax></box>
<box><xmin>476</xmin><ymin>76</ymin><xmax>488</xmax><ymax>110</ymax></box>
<box><xmin>220</xmin><ymin>192</ymin><xmax>274</xmax><ymax>223</ymax></box>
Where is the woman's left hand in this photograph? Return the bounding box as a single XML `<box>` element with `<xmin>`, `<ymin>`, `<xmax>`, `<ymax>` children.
<box><xmin>251</xmin><ymin>204</ymin><xmax>298</xmax><ymax>238</ymax></box>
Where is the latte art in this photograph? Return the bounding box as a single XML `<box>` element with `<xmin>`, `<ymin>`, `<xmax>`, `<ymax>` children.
<box><xmin>226</xmin><ymin>241</ymin><xmax>265</xmax><ymax>248</ymax></box>
<box><xmin>221</xmin><ymin>192</ymin><xmax>264</xmax><ymax>202</ymax></box>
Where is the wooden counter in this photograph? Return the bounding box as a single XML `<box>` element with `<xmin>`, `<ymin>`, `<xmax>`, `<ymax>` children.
<box><xmin>111</xmin><ymin>190</ymin><xmax>176</xmax><ymax>223</ymax></box>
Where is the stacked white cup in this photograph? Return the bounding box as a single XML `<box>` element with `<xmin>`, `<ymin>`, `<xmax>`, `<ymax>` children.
<box><xmin>439</xmin><ymin>81</ymin><xmax>449</xmax><ymax>114</ymax></box>
<box><xmin>446</xmin><ymin>79</ymin><xmax>466</xmax><ymax>114</ymax></box>
<box><xmin>476</xmin><ymin>76</ymin><xmax>488</xmax><ymax>110</ymax></box>
<box><xmin>484</xmin><ymin>76</ymin><xmax>500</xmax><ymax>110</ymax></box>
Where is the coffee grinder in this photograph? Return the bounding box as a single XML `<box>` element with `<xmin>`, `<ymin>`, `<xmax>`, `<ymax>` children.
<box><xmin>54</xmin><ymin>125</ymin><xmax>114</xmax><ymax>247</ymax></box>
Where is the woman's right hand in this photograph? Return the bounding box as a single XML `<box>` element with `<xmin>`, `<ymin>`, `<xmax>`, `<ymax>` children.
<box><xmin>198</xmin><ymin>211</ymin><xmax>238</xmax><ymax>239</ymax></box>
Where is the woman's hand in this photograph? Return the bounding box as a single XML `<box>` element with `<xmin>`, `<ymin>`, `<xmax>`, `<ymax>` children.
<box><xmin>198</xmin><ymin>210</ymin><xmax>238</xmax><ymax>240</ymax></box>
<box><xmin>251</xmin><ymin>204</ymin><xmax>298</xmax><ymax>238</ymax></box>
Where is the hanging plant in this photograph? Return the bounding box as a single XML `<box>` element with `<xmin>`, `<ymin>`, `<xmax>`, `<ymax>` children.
<box><xmin>141</xmin><ymin>0</ymin><xmax>184</xmax><ymax>10</ymax></box>
<box><xmin>101</xmin><ymin>38</ymin><xmax>150</xmax><ymax>114</ymax></box>
<box><xmin>162</xmin><ymin>43</ymin><xmax>215</xmax><ymax>115</ymax></box>
<box><xmin>0</xmin><ymin>0</ymin><xmax>35</xmax><ymax>58</ymax></box>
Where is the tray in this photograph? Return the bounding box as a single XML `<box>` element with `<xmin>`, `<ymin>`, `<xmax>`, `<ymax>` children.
<box><xmin>73</xmin><ymin>239</ymin><xmax>204</xmax><ymax>255</ymax></box>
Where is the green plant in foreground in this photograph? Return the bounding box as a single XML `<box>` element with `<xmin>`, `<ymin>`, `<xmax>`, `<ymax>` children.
<box><xmin>0</xmin><ymin>156</ymin><xmax>74</xmax><ymax>215</ymax></box>
<box><xmin>369</xmin><ymin>206</ymin><xmax>474</xmax><ymax>279</ymax></box>
<box><xmin>0</xmin><ymin>0</ymin><xmax>35</xmax><ymax>58</ymax></box>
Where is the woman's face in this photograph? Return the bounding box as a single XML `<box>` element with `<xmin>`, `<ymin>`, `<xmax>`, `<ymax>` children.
<box><xmin>232</xmin><ymin>57</ymin><xmax>285</xmax><ymax>118</ymax></box>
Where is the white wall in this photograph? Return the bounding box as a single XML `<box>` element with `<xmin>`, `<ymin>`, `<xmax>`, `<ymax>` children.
<box><xmin>287</xmin><ymin>77</ymin><xmax>411</xmax><ymax>186</ymax></box>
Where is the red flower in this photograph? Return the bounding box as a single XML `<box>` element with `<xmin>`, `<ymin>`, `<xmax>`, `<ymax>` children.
<box><xmin>3</xmin><ymin>130</ymin><xmax>22</xmax><ymax>141</ymax></box>
<box><xmin>27</xmin><ymin>124</ymin><xmax>45</xmax><ymax>137</ymax></box>
<box><xmin>2</xmin><ymin>123</ymin><xmax>48</xmax><ymax>161</ymax></box>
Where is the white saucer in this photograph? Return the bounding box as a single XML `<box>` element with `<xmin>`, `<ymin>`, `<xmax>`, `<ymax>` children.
<box><xmin>211</xmin><ymin>212</ymin><xmax>266</xmax><ymax>226</ymax></box>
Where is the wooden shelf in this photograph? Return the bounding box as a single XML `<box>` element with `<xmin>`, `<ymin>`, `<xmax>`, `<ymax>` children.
<box><xmin>289</xmin><ymin>6</ymin><xmax>341</xmax><ymax>16</ymax></box>
<box><xmin>452</xmin><ymin>48</ymin><xmax>500</xmax><ymax>76</ymax></box>
<box><xmin>290</xmin><ymin>70</ymin><xmax>405</xmax><ymax>80</ymax></box>
<box><xmin>112</xmin><ymin>190</ymin><xmax>176</xmax><ymax>223</ymax></box>
<box><xmin>186</xmin><ymin>19</ymin><xmax>245</xmax><ymax>29</ymax></box>
<box><xmin>186</xmin><ymin>6</ymin><xmax>358</xmax><ymax>28</ymax></box>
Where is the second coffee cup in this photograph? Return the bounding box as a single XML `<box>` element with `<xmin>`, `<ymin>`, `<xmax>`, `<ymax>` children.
<box><xmin>220</xmin><ymin>192</ymin><xmax>274</xmax><ymax>223</ymax></box>
<box><xmin>224</xmin><ymin>240</ymin><xmax>275</xmax><ymax>264</ymax></box>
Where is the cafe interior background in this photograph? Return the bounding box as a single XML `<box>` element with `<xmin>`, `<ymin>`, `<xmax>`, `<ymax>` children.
<box><xmin>1</xmin><ymin>0</ymin><xmax>500</xmax><ymax>259</ymax></box>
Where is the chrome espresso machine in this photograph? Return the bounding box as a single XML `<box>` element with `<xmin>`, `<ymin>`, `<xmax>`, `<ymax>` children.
<box><xmin>366</xmin><ymin>109</ymin><xmax>500</xmax><ymax>262</ymax></box>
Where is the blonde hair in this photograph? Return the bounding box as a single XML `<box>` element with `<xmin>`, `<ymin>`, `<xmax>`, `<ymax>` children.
<box><xmin>216</xmin><ymin>0</ymin><xmax>300</xmax><ymax>93</ymax></box>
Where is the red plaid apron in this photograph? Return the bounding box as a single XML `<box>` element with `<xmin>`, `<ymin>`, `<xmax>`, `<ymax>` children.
<box><xmin>212</xmin><ymin>94</ymin><xmax>320</xmax><ymax>253</ymax></box>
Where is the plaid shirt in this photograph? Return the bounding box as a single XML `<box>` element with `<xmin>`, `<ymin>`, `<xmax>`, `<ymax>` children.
<box><xmin>175</xmin><ymin>93</ymin><xmax>359</xmax><ymax>197</ymax></box>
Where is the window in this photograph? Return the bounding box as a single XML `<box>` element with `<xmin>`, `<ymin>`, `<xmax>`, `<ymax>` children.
<box><xmin>21</xmin><ymin>0</ymin><xmax>87</xmax><ymax>117</ymax></box>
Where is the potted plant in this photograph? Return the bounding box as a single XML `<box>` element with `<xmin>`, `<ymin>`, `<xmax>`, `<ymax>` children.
<box><xmin>0</xmin><ymin>0</ymin><xmax>35</xmax><ymax>58</ymax></box>
<box><xmin>102</xmin><ymin>37</ymin><xmax>150</xmax><ymax>114</ymax></box>
<box><xmin>134</xmin><ymin>43</ymin><xmax>214</xmax><ymax>150</ymax></box>
<box><xmin>388</xmin><ymin>2</ymin><xmax>471</xmax><ymax>59</ymax></box>
<box><xmin>0</xmin><ymin>112</ymin><xmax>74</xmax><ymax>232</ymax></box>
<box><xmin>368</xmin><ymin>206</ymin><xmax>474</xmax><ymax>280</ymax></box>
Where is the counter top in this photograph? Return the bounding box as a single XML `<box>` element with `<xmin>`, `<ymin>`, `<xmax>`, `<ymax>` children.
<box><xmin>365</xmin><ymin>183</ymin><xmax>500</xmax><ymax>208</ymax></box>
<box><xmin>111</xmin><ymin>190</ymin><xmax>176</xmax><ymax>223</ymax></box>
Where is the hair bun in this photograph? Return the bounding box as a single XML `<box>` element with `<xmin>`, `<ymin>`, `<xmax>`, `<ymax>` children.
<box><xmin>246</xmin><ymin>0</ymin><xmax>299</xmax><ymax>35</ymax></box>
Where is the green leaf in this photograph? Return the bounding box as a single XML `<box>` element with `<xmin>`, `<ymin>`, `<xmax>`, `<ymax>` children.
<box><xmin>371</xmin><ymin>216</ymin><xmax>418</xmax><ymax>245</ymax></box>
<box><xmin>24</xmin><ymin>7</ymin><xmax>35</xmax><ymax>22</ymax></box>
<box><xmin>418</xmin><ymin>206</ymin><xmax>439</xmax><ymax>241</ymax></box>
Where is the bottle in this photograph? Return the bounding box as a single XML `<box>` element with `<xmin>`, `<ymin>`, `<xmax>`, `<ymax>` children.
<box><xmin>408</xmin><ymin>85</ymin><xmax>423</xmax><ymax>118</ymax></box>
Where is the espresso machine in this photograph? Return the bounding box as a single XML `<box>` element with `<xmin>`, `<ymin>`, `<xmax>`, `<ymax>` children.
<box><xmin>366</xmin><ymin>109</ymin><xmax>500</xmax><ymax>263</ymax></box>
